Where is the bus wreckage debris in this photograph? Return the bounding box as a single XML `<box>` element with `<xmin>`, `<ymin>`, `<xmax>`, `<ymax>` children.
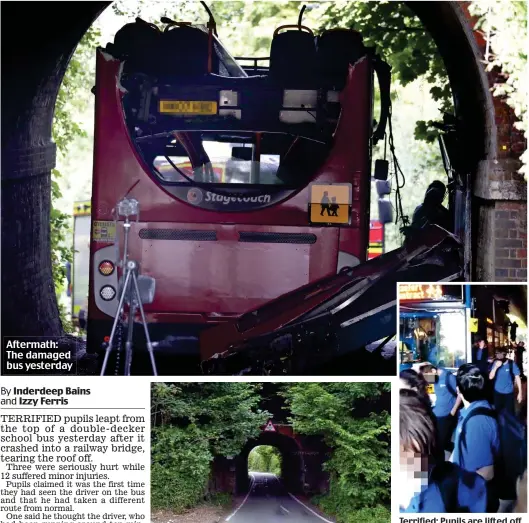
<box><xmin>201</xmin><ymin>227</ymin><xmax>462</xmax><ymax>375</ymax></box>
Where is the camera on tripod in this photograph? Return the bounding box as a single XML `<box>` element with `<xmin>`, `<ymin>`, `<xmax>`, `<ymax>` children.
<box><xmin>117</xmin><ymin>197</ymin><xmax>140</xmax><ymax>219</ymax></box>
<box><xmin>100</xmin><ymin>198</ymin><xmax>158</xmax><ymax>376</ymax></box>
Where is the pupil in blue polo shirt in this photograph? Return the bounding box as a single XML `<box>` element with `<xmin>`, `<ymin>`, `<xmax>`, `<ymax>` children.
<box><xmin>420</xmin><ymin>362</ymin><xmax>459</xmax><ymax>453</ymax></box>
<box><xmin>489</xmin><ymin>347</ymin><xmax>522</xmax><ymax>416</ymax></box>
<box><xmin>399</xmin><ymin>389</ymin><xmax>487</xmax><ymax>513</ymax></box>
<box><xmin>451</xmin><ymin>364</ymin><xmax>500</xmax><ymax>513</ymax></box>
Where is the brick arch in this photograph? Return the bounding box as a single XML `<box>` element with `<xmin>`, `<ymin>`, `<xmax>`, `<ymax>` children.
<box><xmin>408</xmin><ymin>1</ymin><xmax>526</xmax><ymax>281</ymax></box>
<box><xmin>2</xmin><ymin>2</ymin><xmax>527</xmax><ymax>336</ymax></box>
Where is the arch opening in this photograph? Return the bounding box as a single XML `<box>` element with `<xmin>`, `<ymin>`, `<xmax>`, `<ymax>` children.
<box><xmin>248</xmin><ymin>445</ymin><xmax>282</xmax><ymax>475</ymax></box>
<box><xmin>236</xmin><ymin>431</ymin><xmax>304</xmax><ymax>495</ymax></box>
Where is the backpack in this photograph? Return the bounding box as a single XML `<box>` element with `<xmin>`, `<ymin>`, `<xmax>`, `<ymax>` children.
<box><xmin>430</xmin><ymin>461</ymin><xmax>486</xmax><ymax>513</ymax></box>
<box><xmin>458</xmin><ymin>405</ymin><xmax>526</xmax><ymax>500</ymax></box>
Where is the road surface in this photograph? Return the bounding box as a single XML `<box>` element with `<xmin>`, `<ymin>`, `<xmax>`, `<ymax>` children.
<box><xmin>226</xmin><ymin>472</ymin><xmax>334</xmax><ymax>523</ymax></box>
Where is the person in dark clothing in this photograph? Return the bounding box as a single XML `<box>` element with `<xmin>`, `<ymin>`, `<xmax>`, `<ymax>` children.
<box><xmin>471</xmin><ymin>337</ymin><xmax>493</xmax><ymax>403</ymax></box>
<box><xmin>515</xmin><ymin>341</ymin><xmax>525</xmax><ymax>378</ymax></box>
<box><xmin>410</xmin><ymin>180</ymin><xmax>452</xmax><ymax>232</ymax></box>
<box><xmin>472</xmin><ymin>338</ymin><xmax>490</xmax><ymax>376</ymax></box>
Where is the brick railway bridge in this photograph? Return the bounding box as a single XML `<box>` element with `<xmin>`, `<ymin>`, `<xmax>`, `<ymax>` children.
<box><xmin>1</xmin><ymin>1</ymin><xmax>526</xmax><ymax>337</ymax></box>
<box><xmin>210</xmin><ymin>420</ymin><xmax>330</xmax><ymax>495</ymax></box>
<box><xmin>210</xmin><ymin>386</ymin><xmax>330</xmax><ymax>496</ymax></box>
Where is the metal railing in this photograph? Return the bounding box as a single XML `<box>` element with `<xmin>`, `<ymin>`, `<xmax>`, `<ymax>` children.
<box><xmin>234</xmin><ymin>56</ymin><xmax>270</xmax><ymax>75</ymax></box>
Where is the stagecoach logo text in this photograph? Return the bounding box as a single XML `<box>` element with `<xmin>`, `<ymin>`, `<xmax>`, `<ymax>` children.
<box><xmin>206</xmin><ymin>192</ymin><xmax>272</xmax><ymax>205</ymax></box>
<box><xmin>187</xmin><ymin>188</ymin><xmax>272</xmax><ymax>206</ymax></box>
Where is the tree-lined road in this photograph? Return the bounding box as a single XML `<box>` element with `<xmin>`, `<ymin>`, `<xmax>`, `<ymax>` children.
<box><xmin>226</xmin><ymin>472</ymin><xmax>334</xmax><ymax>523</ymax></box>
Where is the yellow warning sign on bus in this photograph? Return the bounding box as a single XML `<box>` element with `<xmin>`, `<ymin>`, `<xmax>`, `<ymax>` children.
<box><xmin>92</xmin><ymin>221</ymin><xmax>116</xmax><ymax>243</ymax></box>
<box><xmin>309</xmin><ymin>183</ymin><xmax>352</xmax><ymax>225</ymax></box>
<box><xmin>469</xmin><ymin>318</ymin><xmax>479</xmax><ymax>333</ymax></box>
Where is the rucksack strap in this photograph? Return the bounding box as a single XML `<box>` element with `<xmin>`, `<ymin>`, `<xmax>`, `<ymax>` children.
<box><xmin>431</xmin><ymin>462</ymin><xmax>460</xmax><ymax>512</ymax></box>
<box><xmin>458</xmin><ymin>407</ymin><xmax>496</xmax><ymax>469</ymax></box>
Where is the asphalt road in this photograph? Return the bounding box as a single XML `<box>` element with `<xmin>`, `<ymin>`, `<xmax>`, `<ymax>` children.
<box><xmin>225</xmin><ymin>472</ymin><xmax>334</xmax><ymax>523</ymax></box>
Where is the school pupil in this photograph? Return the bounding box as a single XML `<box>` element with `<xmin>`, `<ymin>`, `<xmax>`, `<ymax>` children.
<box><xmin>399</xmin><ymin>388</ymin><xmax>487</xmax><ymax>513</ymax></box>
<box><xmin>450</xmin><ymin>364</ymin><xmax>501</xmax><ymax>512</ymax></box>
<box><xmin>489</xmin><ymin>346</ymin><xmax>522</xmax><ymax>416</ymax></box>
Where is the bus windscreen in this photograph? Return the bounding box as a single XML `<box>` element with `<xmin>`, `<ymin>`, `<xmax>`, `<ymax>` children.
<box><xmin>149</xmin><ymin>131</ymin><xmax>330</xmax><ymax>187</ymax></box>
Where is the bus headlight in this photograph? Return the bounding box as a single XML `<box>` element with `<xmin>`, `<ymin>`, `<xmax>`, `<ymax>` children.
<box><xmin>100</xmin><ymin>286</ymin><xmax>116</xmax><ymax>301</ymax></box>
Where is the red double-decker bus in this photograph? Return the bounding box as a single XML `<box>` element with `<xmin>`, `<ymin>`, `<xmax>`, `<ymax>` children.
<box><xmin>87</xmin><ymin>12</ymin><xmax>461</xmax><ymax>374</ymax></box>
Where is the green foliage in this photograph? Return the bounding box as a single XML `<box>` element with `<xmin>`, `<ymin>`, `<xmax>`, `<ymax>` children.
<box><xmin>468</xmin><ymin>0</ymin><xmax>528</xmax><ymax>174</ymax></box>
<box><xmin>248</xmin><ymin>445</ymin><xmax>282</xmax><ymax>475</ymax></box>
<box><xmin>152</xmin><ymin>382</ymin><xmax>269</xmax><ymax>455</ymax></box>
<box><xmin>318</xmin><ymin>1</ymin><xmax>453</xmax><ymax>143</ymax></box>
<box><xmin>53</xmin><ymin>25</ymin><xmax>99</xmax><ymax>154</ymax></box>
<box><xmin>150</xmin><ymin>382</ymin><xmax>390</xmax><ymax>519</ymax></box>
<box><xmin>333</xmin><ymin>505</ymin><xmax>392</xmax><ymax>523</ymax></box>
<box><xmin>206</xmin><ymin>492</ymin><xmax>233</xmax><ymax>508</ymax></box>
<box><xmin>51</xmin><ymin>26</ymin><xmax>100</xmax><ymax>331</ymax></box>
<box><xmin>283</xmin><ymin>383</ymin><xmax>391</xmax><ymax>523</ymax></box>
<box><xmin>369</xmin><ymin>77</ymin><xmax>448</xmax><ymax>250</ymax></box>
<box><xmin>208</xmin><ymin>1</ymin><xmax>309</xmax><ymax>57</ymax></box>
<box><xmin>151</xmin><ymin>425</ymin><xmax>212</xmax><ymax>511</ymax></box>
<box><xmin>151</xmin><ymin>383</ymin><xmax>269</xmax><ymax>511</ymax></box>
<box><xmin>50</xmin><ymin>170</ymin><xmax>74</xmax><ymax>332</ymax></box>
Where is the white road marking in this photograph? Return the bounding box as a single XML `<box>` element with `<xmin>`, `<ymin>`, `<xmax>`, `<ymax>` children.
<box><xmin>288</xmin><ymin>493</ymin><xmax>334</xmax><ymax>523</ymax></box>
<box><xmin>280</xmin><ymin>505</ymin><xmax>290</xmax><ymax>514</ymax></box>
<box><xmin>225</xmin><ymin>473</ymin><xmax>255</xmax><ymax>521</ymax></box>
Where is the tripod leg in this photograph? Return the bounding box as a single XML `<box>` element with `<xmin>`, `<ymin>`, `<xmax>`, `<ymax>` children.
<box><xmin>123</xmin><ymin>303</ymin><xmax>135</xmax><ymax>377</ymax></box>
<box><xmin>100</xmin><ymin>269</ymin><xmax>132</xmax><ymax>376</ymax></box>
<box><xmin>131</xmin><ymin>272</ymin><xmax>158</xmax><ymax>376</ymax></box>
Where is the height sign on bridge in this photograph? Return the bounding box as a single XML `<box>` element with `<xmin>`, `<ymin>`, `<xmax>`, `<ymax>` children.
<box><xmin>263</xmin><ymin>420</ymin><xmax>276</xmax><ymax>432</ymax></box>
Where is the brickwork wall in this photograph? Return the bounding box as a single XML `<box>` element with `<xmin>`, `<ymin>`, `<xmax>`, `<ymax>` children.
<box><xmin>494</xmin><ymin>201</ymin><xmax>527</xmax><ymax>281</ymax></box>
<box><xmin>461</xmin><ymin>3</ymin><xmax>527</xmax><ymax>282</ymax></box>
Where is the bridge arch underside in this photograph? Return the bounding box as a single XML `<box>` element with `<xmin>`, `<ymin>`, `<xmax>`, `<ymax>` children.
<box><xmin>2</xmin><ymin>0</ymin><xmax>525</xmax><ymax>337</ymax></box>
<box><xmin>236</xmin><ymin>432</ymin><xmax>303</xmax><ymax>494</ymax></box>
<box><xmin>408</xmin><ymin>2</ymin><xmax>526</xmax><ymax>281</ymax></box>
